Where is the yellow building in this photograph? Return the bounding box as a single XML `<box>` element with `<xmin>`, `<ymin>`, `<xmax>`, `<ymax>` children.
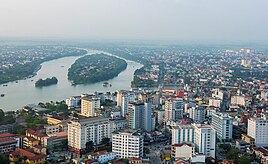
<box><xmin>23</xmin><ymin>136</ymin><xmax>39</xmax><ymax>149</ymax></box>
<box><xmin>9</xmin><ymin>148</ymin><xmax>46</xmax><ymax>164</ymax></box>
<box><xmin>47</xmin><ymin>117</ymin><xmax>62</xmax><ymax>125</ymax></box>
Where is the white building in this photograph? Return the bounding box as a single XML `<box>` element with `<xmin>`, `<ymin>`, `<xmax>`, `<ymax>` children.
<box><xmin>194</xmin><ymin>124</ymin><xmax>216</xmax><ymax>158</ymax></box>
<box><xmin>211</xmin><ymin>113</ymin><xmax>233</xmax><ymax>142</ymax></box>
<box><xmin>231</xmin><ymin>95</ymin><xmax>245</xmax><ymax>106</ymax></box>
<box><xmin>172</xmin><ymin>143</ymin><xmax>195</xmax><ymax>160</ymax></box>
<box><xmin>247</xmin><ymin>118</ymin><xmax>268</xmax><ymax>147</ymax></box>
<box><xmin>189</xmin><ymin>106</ymin><xmax>205</xmax><ymax>123</ymax></box>
<box><xmin>209</xmin><ymin>98</ymin><xmax>221</xmax><ymax>108</ymax></box>
<box><xmin>66</xmin><ymin>96</ymin><xmax>81</xmax><ymax>109</ymax></box>
<box><xmin>112</xmin><ymin>130</ymin><xmax>143</xmax><ymax>158</ymax></box>
<box><xmin>117</xmin><ymin>90</ymin><xmax>136</xmax><ymax>117</ymax></box>
<box><xmin>81</xmin><ymin>97</ymin><xmax>100</xmax><ymax>117</ymax></box>
<box><xmin>68</xmin><ymin>116</ymin><xmax>112</xmax><ymax>153</ymax></box>
<box><xmin>171</xmin><ymin>124</ymin><xmax>195</xmax><ymax>145</ymax></box>
<box><xmin>211</xmin><ymin>88</ymin><xmax>224</xmax><ymax>100</ymax></box>
<box><xmin>128</xmin><ymin>102</ymin><xmax>152</xmax><ymax>132</ymax></box>
<box><xmin>164</xmin><ymin>98</ymin><xmax>184</xmax><ymax>121</ymax></box>
<box><xmin>88</xmin><ymin>151</ymin><xmax>117</xmax><ymax>164</ymax></box>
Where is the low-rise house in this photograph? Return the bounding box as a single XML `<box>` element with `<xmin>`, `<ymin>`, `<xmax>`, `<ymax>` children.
<box><xmin>44</xmin><ymin>132</ymin><xmax>67</xmax><ymax>152</ymax></box>
<box><xmin>172</xmin><ymin>143</ymin><xmax>195</xmax><ymax>160</ymax></box>
<box><xmin>9</xmin><ymin>148</ymin><xmax>46</xmax><ymax>164</ymax></box>
<box><xmin>0</xmin><ymin>133</ymin><xmax>18</xmax><ymax>153</ymax></box>
<box><xmin>88</xmin><ymin>150</ymin><xmax>116</xmax><ymax>163</ymax></box>
<box><xmin>23</xmin><ymin>136</ymin><xmax>39</xmax><ymax>148</ymax></box>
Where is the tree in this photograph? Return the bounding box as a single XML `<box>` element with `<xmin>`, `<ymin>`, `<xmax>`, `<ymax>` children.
<box><xmin>238</xmin><ymin>156</ymin><xmax>250</xmax><ymax>164</ymax></box>
<box><xmin>85</xmin><ymin>141</ymin><xmax>94</xmax><ymax>153</ymax></box>
<box><xmin>0</xmin><ymin>109</ymin><xmax>4</xmax><ymax>120</ymax></box>
<box><xmin>225</xmin><ymin>148</ymin><xmax>240</xmax><ymax>160</ymax></box>
<box><xmin>101</xmin><ymin>137</ymin><xmax>110</xmax><ymax>146</ymax></box>
<box><xmin>0</xmin><ymin>153</ymin><xmax>8</xmax><ymax>164</ymax></box>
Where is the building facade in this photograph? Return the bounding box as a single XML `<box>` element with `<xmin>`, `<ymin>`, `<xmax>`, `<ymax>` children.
<box><xmin>211</xmin><ymin>113</ymin><xmax>233</xmax><ymax>142</ymax></box>
<box><xmin>247</xmin><ymin>118</ymin><xmax>268</xmax><ymax>147</ymax></box>
<box><xmin>81</xmin><ymin>97</ymin><xmax>100</xmax><ymax>117</ymax></box>
<box><xmin>171</xmin><ymin>125</ymin><xmax>195</xmax><ymax>145</ymax></box>
<box><xmin>68</xmin><ymin>116</ymin><xmax>112</xmax><ymax>154</ymax></box>
<box><xmin>112</xmin><ymin>130</ymin><xmax>143</xmax><ymax>158</ymax></box>
<box><xmin>194</xmin><ymin>124</ymin><xmax>216</xmax><ymax>158</ymax></box>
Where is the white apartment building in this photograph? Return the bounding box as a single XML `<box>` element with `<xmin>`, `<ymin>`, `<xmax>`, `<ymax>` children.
<box><xmin>194</xmin><ymin>124</ymin><xmax>216</xmax><ymax>158</ymax></box>
<box><xmin>209</xmin><ymin>98</ymin><xmax>221</xmax><ymax>108</ymax></box>
<box><xmin>68</xmin><ymin>116</ymin><xmax>112</xmax><ymax>154</ymax></box>
<box><xmin>66</xmin><ymin>96</ymin><xmax>81</xmax><ymax>109</ymax></box>
<box><xmin>164</xmin><ymin>98</ymin><xmax>184</xmax><ymax>121</ymax></box>
<box><xmin>81</xmin><ymin>97</ymin><xmax>100</xmax><ymax>117</ymax></box>
<box><xmin>117</xmin><ymin>90</ymin><xmax>136</xmax><ymax>117</ymax></box>
<box><xmin>247</xmin><ymin>118</ymin><xmax>268</xmax><ymax>147</ymax></box>
<box><xmin>189</xmin><ymin>106</ymin><xmax>205</xmax><ymax>123</ymax></box>
<box><xmin>211</xmin><ymin>113</ymin><xmax>233</xmax><ymax>142</ymax></box>
<box><xmin>231</xmin><ymin>95</ymin><xmax>245</xmax><ymax>106</ymax></box>
<box><xmin>112</xmin><ymin>130</ymin><xmax>143</xmax><ymax>158</ymax></box>
<box><xmin>171</xmin><ymin>124</ymin><xmax>195</xmax><ymax>145</ymax></box>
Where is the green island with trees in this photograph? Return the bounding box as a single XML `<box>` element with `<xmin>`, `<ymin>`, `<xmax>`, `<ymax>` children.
<box><xmin>68</xmin><ymin>53</ymin><xmax>127</xmax><ymax>85</ymax></box>
<box><xmin>35</xmin><ymin>77</ymin><xmax>58</xmax><ymax>87</ymax></box>
<box><xmin>0</xmin><ymin>48</ymin><xmax>87</xmax><ymax>84</ymax></box>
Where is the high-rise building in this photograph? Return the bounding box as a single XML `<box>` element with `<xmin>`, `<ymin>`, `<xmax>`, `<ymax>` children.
<box><xmin>211</xmin><ymin>113</ymin><xmax>233</xmax><ymax>142</ymax></box>
<box><xmin>128</xmin><ymin>102</ymin><xmax>152</xmax><ymax>132</ymax></box>
<box><xmin>112</xmin><ymin>129</ymin><xmax>143</xmax><ymax>158</ymax></box>
<box><xmin>171</xmin><ymin>124</ymin><xmax>195</xmax><ymax>145</ymax></box>
<box><xmin>117</xmin><ymin>90</ymin><xmax>136</xmax><ymax>117</ymax></box>
<box><xmin>81</xmin><ymin>97</ymin><xmax>100</xmax><ymax>117</ymax></box>
<box><xmin>194</xmin><ymin>124</ymin><xmax>216</xmax><ymax>158</ymax></box>
<box><xmin>189</xmin><ymin>106</ymin><xmax>205</xmax><ymax>123</ymax></box>
<box><xmin>247</xmin><ymin>118</ymin><xmax>268</xmax><ymax>147</ymax></box>
<box><xmin>68</xmin><ymin>116</ymin><xmax>112</xmax><ymax>154</ymax></box>
<box><xmin>164</xmin><ymin>98</ymin><xmax>184</xmax><ymax>121</ymax></box>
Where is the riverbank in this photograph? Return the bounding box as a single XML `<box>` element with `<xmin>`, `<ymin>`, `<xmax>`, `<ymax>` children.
<box><xmin>0</xmin><ymin>48</ymin><xmax>87</xmax><ymax>85</ymax></box>
<box><xmin>0</xmin><ymin>49</ymin><xmax>143</xmax><ymax>111</ymax></box>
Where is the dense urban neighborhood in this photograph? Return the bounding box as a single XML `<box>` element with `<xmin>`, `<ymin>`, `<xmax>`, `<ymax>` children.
<box><xmin>0</xmin><ymin>43</ymin><xmax>268</xmax><ymax>164</ymax></box>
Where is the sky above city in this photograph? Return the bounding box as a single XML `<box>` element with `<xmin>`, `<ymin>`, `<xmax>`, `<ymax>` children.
<box><xmin>0</xmin><ymin>0</ymin><xmax>267</xmax><ymax>42</ymax></box>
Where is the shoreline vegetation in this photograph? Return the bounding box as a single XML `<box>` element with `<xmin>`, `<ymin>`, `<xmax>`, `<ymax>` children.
<box><xmin>35</xmin><ymin>77</ymin><xmax>58</xmax><ymax>87</ymax></box>
<box><xmin>68</xmin><ymin>53</ymin><xmax>127</xmax><ymax>85</ymax></box>
<box><xmin>0</xmin><ymin>48</ymin><xmax>87</xmax><ymax>85</ymax></box>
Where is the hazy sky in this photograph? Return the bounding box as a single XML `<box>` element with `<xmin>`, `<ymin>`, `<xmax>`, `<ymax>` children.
<box><xmin>0</xmin><ymin>0</ymin><xmax>267</xmax><ymax>41</ymax></box>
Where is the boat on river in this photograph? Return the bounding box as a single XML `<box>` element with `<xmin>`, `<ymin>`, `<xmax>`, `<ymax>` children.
<box><xmin>103</xmin><ymin>82</ymin><xmax>112</xmax><ymax>87</ymax></box>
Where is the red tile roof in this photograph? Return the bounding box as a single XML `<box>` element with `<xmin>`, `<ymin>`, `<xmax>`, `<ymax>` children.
<box><xmin>0</xmin><ymin>137</ymin><xmax>16</xmax><ymax>143</ymax></box>
<box><xmin>10</xmin><ymin>148</ymin><xmax>46</xmax><ymax>161</ymax></box>
<box><xmin>0</xmin><ymin>133</ymin><xmax>15</xmax><ymax>138</ymax></box>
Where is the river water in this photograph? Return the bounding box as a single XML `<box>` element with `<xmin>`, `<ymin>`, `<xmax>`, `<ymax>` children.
<box><xmin>0</xmin><ymin>49</ymin><xmax>143</xmax><ymax>111</ymax></box>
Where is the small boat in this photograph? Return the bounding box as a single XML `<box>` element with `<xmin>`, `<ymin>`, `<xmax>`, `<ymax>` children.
<box><xmin>103</xmin><ymin>82</ymin><xmax>112</xmax><ymax>87</ymax></box>
<box><xmin>3</xmin><ymin>84</ymin><xmax>8</xmax><ymax>87</ymax></box>
<box><xmin>15</xmin><ymin>81</ymin><xmax>18</xmax><ymax>83</ymax></box>
<box><xmin>61</xmin><ymin>65</ymin><xmax>65</xmax><ymax>67</ymax></box>
<box><xmin>0</xmin><ymin>94</ymin><xmax>5</xmax><ymax>97</ymax></box>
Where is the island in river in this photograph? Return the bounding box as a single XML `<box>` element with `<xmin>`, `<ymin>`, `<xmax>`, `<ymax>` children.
<box><xmin>68</xmin><ymin>53</ymin><xmax>127</xmax><ymax>85</ymax></box>
<box><xmin>35</xmin><ymin>77</ymin><xmax>58</xmax><ymax>87</ymax></box>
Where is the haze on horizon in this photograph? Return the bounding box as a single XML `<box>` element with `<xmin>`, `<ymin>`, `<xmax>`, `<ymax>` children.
<box><xmin>0</xmin><ymin>0</ymin><xmax>267</xmax><ymax>42</ymax></box>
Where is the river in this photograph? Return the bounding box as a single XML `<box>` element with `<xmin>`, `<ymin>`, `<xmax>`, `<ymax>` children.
<box><xmin>0</xmin><ymin>49</ymin><xmax>143</xmax><ymax>111</ymax></box>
